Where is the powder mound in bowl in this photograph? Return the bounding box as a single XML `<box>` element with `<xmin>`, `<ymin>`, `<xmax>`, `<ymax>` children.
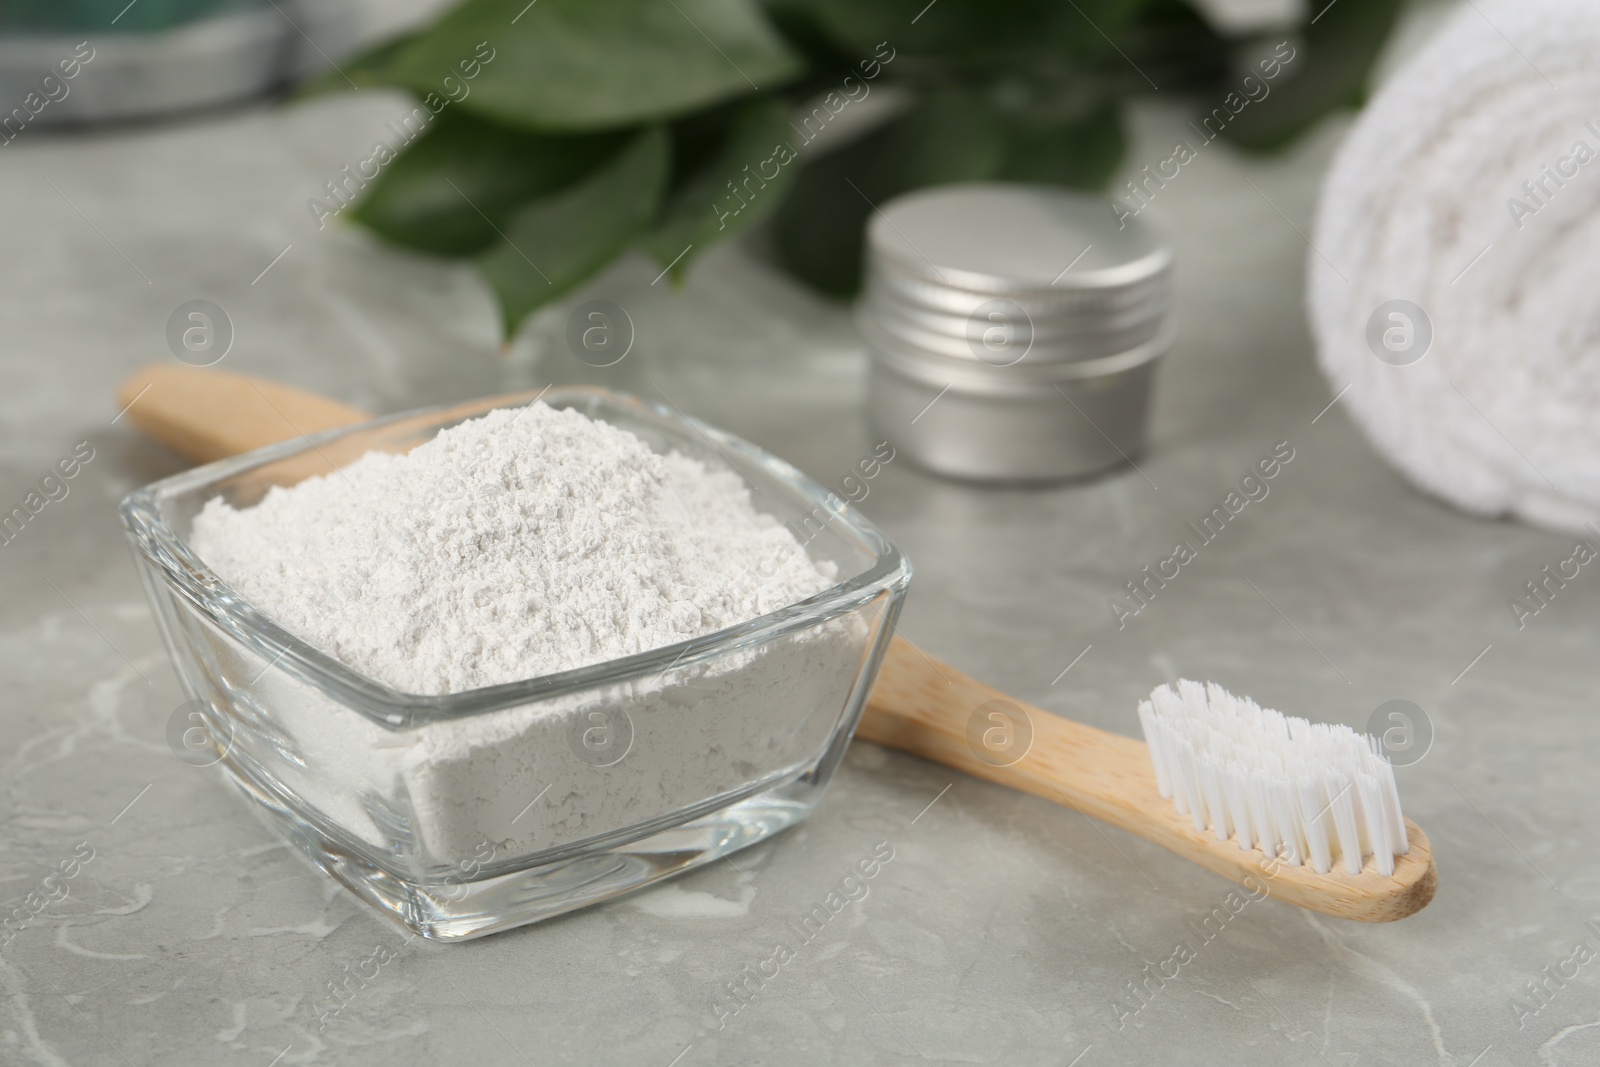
<box><xmin>189</xmin><ymin>402</ymin><xmax>838</xmax><ymax>694</ymax></box>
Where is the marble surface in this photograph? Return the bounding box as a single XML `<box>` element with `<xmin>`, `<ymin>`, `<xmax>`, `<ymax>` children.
<box><xmin>6</xmin><ymin>10</ymin><xmax>1600</xmax><ymax>1066</ymax></box>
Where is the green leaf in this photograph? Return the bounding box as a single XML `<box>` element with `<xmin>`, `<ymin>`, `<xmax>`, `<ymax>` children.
<box><xmin>478</xmin><ymin>127</ymin><xmax>670</xmax><ymax>336</ymax></box>
<box><xmin>758</xmin><ymin>0</ymin><xmax>862</xmax><ymax>74</ymax></box>
<box><xmin>350</xmin><ymin>110</ymin><xmax>628</xmax><ymax>257</ymax></box>
<box><xmin>995</xmin><ymin>102</ymin><xmax>1126</xmax><ymax>189</ymax></box>
<box><xmin>386</xmin><ymin>0</ymin><xmax>803</xmax><ymax>132</ymax></box>
<box><xmin>1221</xmin><ymin>0</ymin><xmax>1404</xmax><ymax>152</ymax></box>
<box><xmin>644</xmin><ymin>97</ymin><xmax>801</xmax><ymax>282</ymax></box>
<box><xmin>794</xmin><ymin>0</ymin><xmax>1152</xmax><ymax>61</ymax></box>
<box><xmin>770</xmin><ymin>85</ymin><xmax>1005</xmax><ymax>296</ymax></box>
<box><xmin>879</xmin><ymin>86</ymin><xmax>1008</xmax><ymax>184</ymax></box>
<box><xmin>1104</xmin><ymin>0</ymin><xmax>1232</xmax><ymax>94</ymax></box>
<box><xmin>296</xmin><ymin>30</ymin><xmax>419</xmax><ymax>98</ymax></box>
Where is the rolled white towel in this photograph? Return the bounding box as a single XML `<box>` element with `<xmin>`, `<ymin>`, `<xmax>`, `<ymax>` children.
<box><xmin>1309</xmin><ymin>0</ymin><xmax>1600</xmax><ymax>533</ymax></box>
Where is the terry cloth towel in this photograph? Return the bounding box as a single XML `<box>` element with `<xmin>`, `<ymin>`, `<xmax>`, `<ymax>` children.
<box><xmin>1308</xmin><ymin>0</ymin><xmax>1600</xmax><ymax>533</ymax></box>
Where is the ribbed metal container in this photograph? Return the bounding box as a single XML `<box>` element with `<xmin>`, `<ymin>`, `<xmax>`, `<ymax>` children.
<box><xmin>859</xmin><ymin>183</ymin><xmax>1173</xmax><ymax>482</ymax></box>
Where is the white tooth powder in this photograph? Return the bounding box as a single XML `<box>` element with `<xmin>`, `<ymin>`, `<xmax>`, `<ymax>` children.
<box><xmin>188</xmin><ymin>403</ymin><xmax>867</xmax><ymax>867</ymax></box>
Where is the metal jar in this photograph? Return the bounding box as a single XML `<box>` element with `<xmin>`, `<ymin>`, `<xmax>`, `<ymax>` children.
<box><xmin>858</xmin><ymin>183</ymin><xmax>1173</xmax><ymax>482</ymax></box>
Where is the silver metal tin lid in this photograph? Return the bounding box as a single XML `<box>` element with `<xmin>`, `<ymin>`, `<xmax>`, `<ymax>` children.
<box><xmin>862</xmin><ymin>183</ymin><xmax>1172</xmax><ymax>365</ymax></box>
<box><xmin>858</xmin><ymin>183</ymin><xmax>1173</xmax><ymax>482</ymax></box>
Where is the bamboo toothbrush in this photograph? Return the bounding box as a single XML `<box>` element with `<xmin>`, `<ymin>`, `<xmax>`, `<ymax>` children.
<box><xmin>115</xmin><ymin>364</ymin><xmax>1437</xmax><ymax>923</ymax></box>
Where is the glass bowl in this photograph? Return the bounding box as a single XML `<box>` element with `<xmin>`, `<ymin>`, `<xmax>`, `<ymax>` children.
<box><xmin>120</xmin><ymin>387</ymin><xmax>911</xmax><ymax>941</ymax></box>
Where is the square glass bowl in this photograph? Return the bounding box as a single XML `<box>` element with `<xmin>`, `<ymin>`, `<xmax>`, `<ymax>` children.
<box><xmin>120</xmin><ymin>387</ymin><xmax>911</xmax><ymax>941</ymax></box>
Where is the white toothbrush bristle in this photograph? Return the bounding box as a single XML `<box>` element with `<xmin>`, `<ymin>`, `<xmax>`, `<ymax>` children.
<box><xmin>1137</xmin><ymin>681</ymin><xmax>1408</xmax><ymax>876</ymax></box>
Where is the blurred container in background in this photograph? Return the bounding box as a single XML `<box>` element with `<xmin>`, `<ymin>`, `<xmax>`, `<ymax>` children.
<box><xmin>859</xmin><ymin>183</ymin><xmax>1173</xmax><ymax>484</ymax></box>
<box><xmin>0</xmin><ymin>0</ymin><xmax>445</xmax><ymax>125</ymax></box>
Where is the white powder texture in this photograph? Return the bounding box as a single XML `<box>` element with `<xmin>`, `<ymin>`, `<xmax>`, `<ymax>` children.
<box><xmin>187</xmin><ymin>402</ymin><xmax>871</xmax><ymax>873</ymax></box>
<box><xmin>190</xmin><ymin>402</ymin><xmax>837</xmax><ymax>694</ymax></box>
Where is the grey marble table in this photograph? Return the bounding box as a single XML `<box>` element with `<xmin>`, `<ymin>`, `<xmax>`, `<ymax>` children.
<box><xmin>3</xmin><ymin>21</ymin><xmax>1595</xmax><ymax>1067</ymax></box>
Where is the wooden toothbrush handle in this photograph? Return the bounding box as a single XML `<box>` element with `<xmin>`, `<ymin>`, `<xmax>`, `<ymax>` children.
<box><xmin>115</xmin><ymin>364</ymin><xmax>1436</xmax><ymax>922</ymax></box>
<box><xmin>117</xmin><ymin>363</ymin><xmax>369</xmax><ymax>463</ymax></box>
<box><xmin>859</xmin><ymin>637</ymin><xmax>1156</xmax><ymax>827</ymax></box>
<box><xmin>859</xmin><ymin>636</ymin><xmax>1436</xmax><ymax>922</ymax></box>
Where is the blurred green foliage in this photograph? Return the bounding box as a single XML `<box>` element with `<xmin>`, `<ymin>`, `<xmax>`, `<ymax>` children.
<box><xmin>307</xmin><ymin>0</ymin><xmax>1402</xmax><ymax>334</ymax></box>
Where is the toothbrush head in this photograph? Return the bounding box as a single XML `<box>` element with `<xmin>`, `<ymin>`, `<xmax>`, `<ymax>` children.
<box><xmin>1138</xmin><ymin>681</ymin><xmax>1407</xmax><ymax>878</ymax></box>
